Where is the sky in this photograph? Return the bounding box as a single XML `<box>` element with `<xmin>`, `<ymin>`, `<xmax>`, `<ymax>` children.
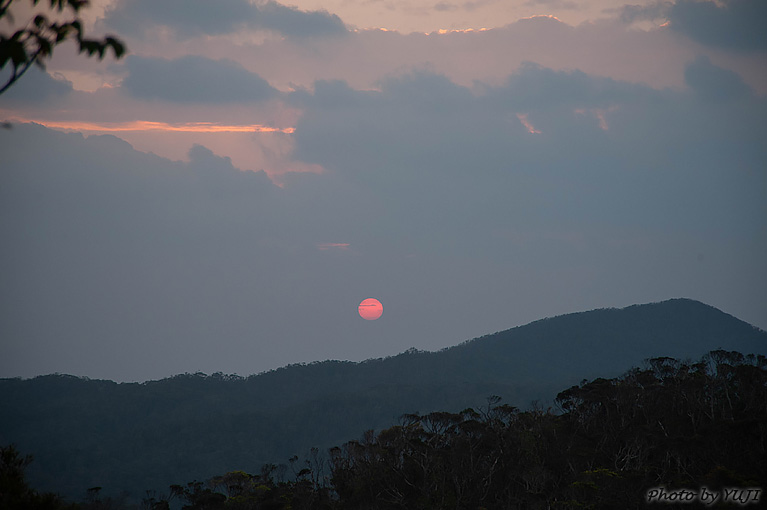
<box><xmin>0</xmin><ymin>0</ymin><xmax>765</xmax><ymax>382</ymax></box>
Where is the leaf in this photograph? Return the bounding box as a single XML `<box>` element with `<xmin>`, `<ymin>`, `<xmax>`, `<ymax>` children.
<box><xmin>105</xmin><ymin>36</ymin><xmax>125</xmax><ymax>58</ymax></box>
<box><xmin>8</xmin><ymin>40</ymin><xmax>28</xmax><ymax>66</ymax></box>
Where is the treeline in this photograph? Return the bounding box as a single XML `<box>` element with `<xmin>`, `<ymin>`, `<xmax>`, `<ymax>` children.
<box><xmin>3</xmin><ymin>350</ymin><xmax>765</xmax><ymax>509</ymax></box>
<box><xmin>328</xmin><ymin>350</ymin><xmax>766</xmax><ymax>509</ymax></box>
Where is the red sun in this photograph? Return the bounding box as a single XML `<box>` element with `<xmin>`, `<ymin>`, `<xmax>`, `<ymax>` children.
<box><xmin>358</xmin><ymin>298</ymin><xmax>383</xmax><ymax>320</ymax></box>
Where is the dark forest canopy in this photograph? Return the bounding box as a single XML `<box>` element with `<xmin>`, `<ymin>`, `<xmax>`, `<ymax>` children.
<box><xmin>3</xmin><ymin>349</ymin><xmax>766</xmax><ymax>509</ymax></box>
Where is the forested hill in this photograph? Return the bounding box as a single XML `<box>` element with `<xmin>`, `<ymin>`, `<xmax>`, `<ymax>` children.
<box><xmin>1</xmin><ymin>298</ymin><xmax>765</xmax><ymax>502</ymax></box>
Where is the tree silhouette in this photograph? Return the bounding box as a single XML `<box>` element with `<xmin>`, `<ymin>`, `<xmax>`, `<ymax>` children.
<box><xmin>0</xmin><ymin>445</ymin><xmax>77</xmax><ymax>509</ymax></box>
<box><xmin>0</xmin><ymin>0</ymin><xmax>125</xmax><ymax>95</ymax></box>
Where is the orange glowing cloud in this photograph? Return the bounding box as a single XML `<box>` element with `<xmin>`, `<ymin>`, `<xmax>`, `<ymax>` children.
<box><xmin>516</xmin><ymin>113</ymin><xmax>541</xmax><ymax>134</ymax></box>
<box><xmin>434</xmin><ymin>27</ymin><xmax>490</xmax><ymax>34</ymax></box>
<box><xmin>7</xmin><ymin>119</ymin><xmax>295</xmax><ymax>134</ymax></box>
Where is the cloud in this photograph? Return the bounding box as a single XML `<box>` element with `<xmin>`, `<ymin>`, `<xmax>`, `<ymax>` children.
<box><xmin>683</xmin><ymin>55</ymin><xmax>751</xmax><ymax>102</ymax></box>
<box><xmin>524</xmin><ymin>0</ymin><xmax>578</xmax><ymax>10</ymax></box>
<box><xmin>615</xmin><ymin>1</ymin><xmax>668</xmax><ymax>24</ymax></box>
<box><xmin>434</xmin><ymin>2</ymin><xmax>458</xmax><ymax>12</ymax></box>
<box><xmin>121</xmin><ymin>55</ymin><xmax>277</xmax><ymax>103</ymax></box>
<box><xmin>102</xmin><ymin>0</ymin><xmax>347</xmax><ymax>39</ymax></box>
<box><xmin>668</xmin><ymin>0</ymin><xmax>767</xmax><ymax>52</ymax></box>
<box><xmin>101</xmin><ymin>12</ymin><xmax>766</xmax><ymax>106</ymax></box>
<box><xmin>291</xmin><ymin>62</ymin><xmax>766</xmax><ymax>242</ymax></box>
<box><xmin>2</xmin><ymin>56</ymin><xmax>766</xmax><ymax>381</ymax></box>
<box><xmin>291</xmin><ymin>71</ymin><xmax>505</xmax><ymax>193</ymax></box>
<box><xmin>32</xmin><ymin>120</ymin><xmax>294</xmax><ymax>134</ymax></box>
<box><xmin>433</xmin><ymin>0</ymin><xmax>572</xmax><ymax>17</ymax></box>
<box><xmin>187</xmin><ymin>144</ymin><xmax>275</xmax><ymax>192</ymax></box>
<box><xmin>0</xmin><ymin>123</ymin><xmax>298</xmax><ymax>380</ymax></box>
<box><xmin>461</xmin><ymin>0</ymin><xmax>503</xmax><ymax>13</ymax></box>
<box><xmin>0</xmin><ymin>68</ymin><xmax>73</xmax><ymax>105</ymax></box>
<box><xmin>257</xmin><ymin>1</ymin><xmax>348</xmax><ymax>37</ymax></box>
<box><xmin>495</xmin><ymin>62</ymin><xmax>652</xmax><ymax>111</ymax></box>
<box><xmin>292</xmin><ymin>63</ymin><xmax>672</xmax><ymax>192</ymax></box>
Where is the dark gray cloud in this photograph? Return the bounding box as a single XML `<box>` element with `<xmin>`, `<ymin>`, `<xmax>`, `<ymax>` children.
<box><xmin>617</xmin><ymin>1</ymin><xmax>672</xmax><ymax>24</ymax></box>
<box><xmin>257</xmin><ymin>1</ymin><xmax>348</xmax><ymax>37</ymax></box>
<box><xmin>0</xmin><ymin>68</ymin><xmax>73</xmax><ymax>105</ymax></box>
<box><xmin>495</xmin><ymin>62</ymin><xmax>655</xmax><ymax>111</ymax></box>
<box><xmin>618</xmin><ymin>0</ymin><xmax>767</xmax><ymax>53</ymax></box>
<box><xmin>0</xmin><ymin>124</ymin><xmax>284</xmax><ymax>380</ymax></box>
<box><xmin>434</xmin><ymin>2</ymin><xmax>458</xmax><ymax>12</ymax></box>
<box><xmin>292</xmin><ymin>62</ymin><xmax>765</xmax><ymax>252</ymax></box>
<box><xmin>668</xmin><ymin>0</ymin><xmax>767</xmax><ymax>52</ymax></box>
<box><xmin>292</xmin><ymin>65</ymin><xmax>663</xmax><ymax>196</ymax></box>
<box><xmin>684</xmin><ymin>55</ymin><xmax>751</xmax><ymax>101</ymax></box>
<box><xmin>121</xmin><ymin>55</ymin><xmax>277</xmax><ymax>103</ymax></box>
<box><xmin>291</xmin><ymin>71</ymin><xmax>510</xmax><ymax>197</ymax></box>
<box><xmin>103</xmin><ymin>0</ymin><xmax>347</xmax><ymax>39</ymax></box>
<box><xmin>523</xmin><ymin>0</ymin><xmax>578</xmax><ymax>10</ymax></box>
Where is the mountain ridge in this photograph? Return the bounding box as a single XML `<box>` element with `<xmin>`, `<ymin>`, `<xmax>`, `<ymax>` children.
<box><xmin>1</xmin><ymin>298</ymin><xmax>765</xmax><ymax>501</ymax></box>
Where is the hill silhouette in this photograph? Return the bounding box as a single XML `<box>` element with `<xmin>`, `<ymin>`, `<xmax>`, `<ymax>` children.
<box><xmin>1</xmin><ymin>298</ymin><xmax>764</xmax><ymax>501</ymax></box>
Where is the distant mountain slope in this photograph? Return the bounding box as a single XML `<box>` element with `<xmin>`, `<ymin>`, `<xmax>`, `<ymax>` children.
<box><xmin>444</xmin><ymin>298</ymin><xmax>766</xmax><ymax>384</ymax></box>
<box><xmin>1</xmin><ymin>298</ymin><xmax>764</xmax><ymax>502</ymax></box>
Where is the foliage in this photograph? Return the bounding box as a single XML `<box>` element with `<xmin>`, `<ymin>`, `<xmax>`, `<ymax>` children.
<box><xmin>0</xmin><ymin>445</ymin><xmax>78</xmax><ymax>509</ymax></box>
<box><xmin>323</xmin><ymin>350</ymin><xmax>766</xmax><ymax>509</ymax></box>
<box><xmin>165</xmin><ymin>464</ymin><xmax>336</xmax><ymax>510</ymax></box>
<box><xmin>0</xmin><ymin>0</ymin><xmax>125</xmax><ymax>94</ymax></box>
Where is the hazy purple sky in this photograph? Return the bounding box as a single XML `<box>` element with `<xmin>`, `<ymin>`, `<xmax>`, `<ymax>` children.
<box><xmin>1</xmin><ymin>0</ymin><xmax>765</xmax><ymax>382</ymax></box>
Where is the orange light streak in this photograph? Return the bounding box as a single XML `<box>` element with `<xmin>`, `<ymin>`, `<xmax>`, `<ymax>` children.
<box><xmin>8</xmin><ymin>118</ymin><xmax>295</xmax><ymax>134</ymax></box>
<box><xmin>516</xmin><ymin>113</ymin><xmax>541</xmax><ymax>134</ymax></box>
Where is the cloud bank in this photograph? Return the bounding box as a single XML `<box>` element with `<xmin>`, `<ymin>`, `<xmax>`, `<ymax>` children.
<box><xmin>2</xmin><ymin>55</ymin><xmax>765</xmax><ymax>381</ymax></box>
<box><xmin>102</xmin><ymin>0</ymin><xmax>347</xmax><ymax>39</ymax></box>
<box><xmin>1</xmin><ymin>0</ymin><xmax>765</xmax><ymax>382</ymax></box>
<box><xmin>122</xmin><ymin>55</ymin><xmax>278</xmax><ymax>103</ymax></box>
<box><xmin>669</xmin><ymin>0</ymin><xmax>767</xmax><ymax>52</ymax></box>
